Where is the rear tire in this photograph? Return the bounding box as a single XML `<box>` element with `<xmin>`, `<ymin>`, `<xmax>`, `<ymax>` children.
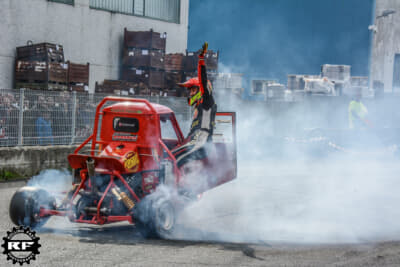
<box><xmin>153</xmin><ymin>199</ymin><xmax>176</xmax><ymax>239</ymax></box>
<box><xmin>134</xmin><ymin>196</ymin><xmax>176</xmax><ymax>239</ymax></box>
<box><xmin>9</xmin><ymin>186</ymin><xmax>56</xmax><ymax>229</ymax></box>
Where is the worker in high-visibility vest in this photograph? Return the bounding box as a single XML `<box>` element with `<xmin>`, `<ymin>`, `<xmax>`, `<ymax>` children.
<box><xmin>348</xmin><ymin>87</ymin><xmax>371</xmax><ymax>129</ymax></box>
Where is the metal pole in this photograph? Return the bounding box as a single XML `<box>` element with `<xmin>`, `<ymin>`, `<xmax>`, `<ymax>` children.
<box><xmin>70</xmin><ymin>91</ymin><xmax>77</xmax><ymax>145</ymax></box>
<box><xmin>18</xmin><ymin>88</ymin><xmax>24</xmax><ymax>146</ymax></box>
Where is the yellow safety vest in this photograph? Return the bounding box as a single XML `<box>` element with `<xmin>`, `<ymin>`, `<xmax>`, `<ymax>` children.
<box><xmin>348</xmin><ymin>100</ymin><xmax>368</xmax><ymax>129</ymax></box>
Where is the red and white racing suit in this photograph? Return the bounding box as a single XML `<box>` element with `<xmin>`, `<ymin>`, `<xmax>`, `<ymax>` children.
<box><xmin>172</xmin><ymin>55</ymin><xmax>217</xmax><ymax>168</ymax></box>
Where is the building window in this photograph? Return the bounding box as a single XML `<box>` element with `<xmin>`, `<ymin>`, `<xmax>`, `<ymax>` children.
<box><xmin>89</xmin><ymin>0</ymin><xmax>180</xmax><ymax>23</ymax></box>
<box><xmin>48</xmin><ymin>0</ymin><xmax>74</xmax><ymax>5</ymax></box>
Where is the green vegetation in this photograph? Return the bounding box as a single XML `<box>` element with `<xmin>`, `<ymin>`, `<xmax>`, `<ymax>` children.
<box><xmin>0</xmin><ymin>170</ymin><xmax>24</xmax><ymax>181</ymax></box>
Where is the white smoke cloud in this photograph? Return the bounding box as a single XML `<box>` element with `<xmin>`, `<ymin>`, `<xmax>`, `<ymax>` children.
<box><xmin>173</xmin><ymin>145</ymin><xmax>400</xmax><ymax>244</ymax></box>
<box><xmin>19</xmin><ymin>82</ymin><xmax>400</xmax><ymax>245</ymax></box>
<box><xmin>167</xmin><ymin>73</ymin><xmax>400</xmax><ymax>244</ymax></box>
<box><xmin>27</xmin><ymin>169</ymin><xmax>72</xmax><ymax>193</ymax></box>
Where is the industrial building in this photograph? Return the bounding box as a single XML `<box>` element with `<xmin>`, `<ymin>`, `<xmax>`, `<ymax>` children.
<box><xmin>370</xmin><ymin>0</ymin><xmax>400</xmax><ymax>94</ymax></box>
<box><xmin>0</xmin><ymin>0</ymin><xmax>189</xmax><ymax>92</ymax></box>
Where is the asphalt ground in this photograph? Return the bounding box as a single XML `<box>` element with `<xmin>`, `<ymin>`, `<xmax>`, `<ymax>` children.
<box><xmin>1</xmin><ymin>159</ymin><xmax>400</xmax><ymax>266</ymax></box>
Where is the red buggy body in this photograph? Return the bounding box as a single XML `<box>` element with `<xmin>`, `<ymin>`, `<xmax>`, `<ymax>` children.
<box><xmin>9</xmin><ymin>97</ymin><xmax>237</xmax><ymax>238</ymax></box>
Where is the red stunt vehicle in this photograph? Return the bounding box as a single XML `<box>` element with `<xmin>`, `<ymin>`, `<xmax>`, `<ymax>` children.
<box><xmin>9</xmin><ymin>97</ymin><xmax>236</xmax><ymax>238</ymax></box>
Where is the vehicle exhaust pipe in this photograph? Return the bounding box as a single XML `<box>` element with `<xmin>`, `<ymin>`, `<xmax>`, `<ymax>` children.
<box><xmin>86</xmin><ymin>157</ymin><xmax>98</xmax><ymax>194</ymax></box>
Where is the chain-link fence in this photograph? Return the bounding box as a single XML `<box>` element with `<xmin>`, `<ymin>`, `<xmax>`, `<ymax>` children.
<box><xmin>0</xmin><ymin>89</ymin><xmax>191</xmax><ymax>147</ymax></box>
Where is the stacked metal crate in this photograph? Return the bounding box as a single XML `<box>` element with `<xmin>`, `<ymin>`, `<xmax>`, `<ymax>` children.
<box><xmin>208</xmin><ymin>72</ymin><xmax>243</xmax><ymax>99</ymax></box>
<box><xmin>211</xmin><ymin>73</ymin><xmax>243</xmax><ymax>89</ymax></box>
<box><xmin>15</xmin><ymin>43</ymin><xmax>68</xmax><ymax>90</ymax></box>
<box><xmin>321</xmin><ymin>64</ymin><xmax>351</xmax><ymax>82</ymax></box>
<box><xmin>164</xmin><ymin>53</ymin><xmax>186</xmax><ymax>96</ymax></box>
<box><xmin>182</xmin><ymin>49</ymin><xmax>219</xmax><ymax>81</ymax></box>
<box><xmin>350</xmin><ymin>76</ymin><xmax>371</xmax><ymax>98</ymax></box>
<box><xmin>95</xmin><ymin>80</ymin><xmax>138</xmax><ymax>96</ymax></box>
<box><xmin>350</xmin><ymin>76</ymin><xmax>368</xmax><ymax>87</ymax></box>
<box><xmin>121</xmin><ymin>28</ymin><xmax>166</xmax><ymax>95</ymax></box>
<box><xmin>321</xmin><ymin>64</ymin><xmax>353</xmax><ymax>96</ymax></box>
<box><xmin>287</xmin><ymin>74</ymin><xmax>321</xmax><ymax>90</ymax></box>
<box><xmin>287</xmin><ymin>75</ymin><xmax>306</xmax><ymax>90</ymax></box>
<box><xmin>15</xmin><ymin>42</ymin><xmax>90</xmax><ymax>92</ymax></box>
<box><xmin>66</xmin><ymin>61</ymin><xmax>90</xmax><ymax>92</ymax></box>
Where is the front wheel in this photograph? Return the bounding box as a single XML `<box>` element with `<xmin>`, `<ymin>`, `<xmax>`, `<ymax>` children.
<box><xmin>9</xmin><ymin>186</ymin><xmax>56</xmax><ymax>229</ymax></box>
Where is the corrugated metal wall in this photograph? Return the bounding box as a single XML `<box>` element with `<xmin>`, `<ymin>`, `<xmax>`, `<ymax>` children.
<box><xmin>134</xmin><ymin>0</ymin><xmax>144</xmax><ymax>15</ymax></box>
<box><xmin>89</xmin><ymin>0</ymin><xmax>134</xmax><ymax>14</ymax></box>
<box><xmin>145</xmin><ymin>0</ymin><xmax>180</xmax><ymax>23</ymax></box>
<box><xmin>89</xmin><ymin>0</ymin><xmax>180</xmax><ymax>23</ymax></box>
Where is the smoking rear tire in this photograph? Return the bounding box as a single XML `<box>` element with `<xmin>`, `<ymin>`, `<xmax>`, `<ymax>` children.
<box><xmin>153</xmin><ymin>200</ymin><xmax>176</xmax><ymax>239</ymax></box>
<box><xmin>135</xmin><ymin>220</ymin><xmax>157</xmax><ymax>239</ymax></box>
<box><xmin>134</xmin><ymin>197</ymin><xmax>176</xmax><ymax>239</ymax></box>
<box><xmin>9</xmin><ymin>186</ymin><xmax>56</xmax><ymax>229</ymax></box>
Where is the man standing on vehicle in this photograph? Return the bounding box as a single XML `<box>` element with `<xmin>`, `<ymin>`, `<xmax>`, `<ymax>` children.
<box><xmin>172</xmin><ymin>42</ymin><xmax>217</xmax><ymax>169</ymax></box>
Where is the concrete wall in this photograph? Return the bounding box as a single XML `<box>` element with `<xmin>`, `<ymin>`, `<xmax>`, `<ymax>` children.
<box><xmin>0</xmin><ymin>145</ymin><xmax>77</xmax><ymax>177</ymax></box>
<box><xmin>0</xmin><ymin>0</ymin><xmax>189</xmax><ymax>92</ymax></box>
<box><xmin>370</xmin><ymin>0</ymin><xmax>400</xmax><ymax>93</ymax></box>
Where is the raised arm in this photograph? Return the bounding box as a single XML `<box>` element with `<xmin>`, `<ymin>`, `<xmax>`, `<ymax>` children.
<box><xmin>197</xmin><ymin>42</ymin><xmax>213</xmax><ymax>109</ymax></box>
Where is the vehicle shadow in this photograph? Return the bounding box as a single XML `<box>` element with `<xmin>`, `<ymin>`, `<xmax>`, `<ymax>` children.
<box><xmin>37</xmin><ymin>223</ymin><xmax>267</xmax><ymax>260</ymax></box>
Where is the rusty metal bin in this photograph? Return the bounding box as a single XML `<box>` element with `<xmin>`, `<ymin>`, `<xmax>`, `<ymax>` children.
<box><xmin>67</xmin><ymin>61</ymin><xmax>90</xmax><ymax>85</ymax></box>
<box><xmin>164</xmin><ymin>53</ymin><xmax>184</xmax><ymax>72</ymax></box>
<box><xmin>183</xmin><ymin>50</ymin><xmax>219</xmax><ymax>72</ymax></box>
<box><xmin>122</xmin><ymin>48</ymin><xmax>164</xmax><ymax>70</ymax></box>
<box><xmin>124</xmin><ymin>28</ymin><xmax>166</xmax><ymax>51</ymax></box>
<box><xmin>16</xmin><ymin>42</ymin><xmax>64</xmax><ymax>62</ymax></box>
<box><xmin>121</xmin><ymin>68</ymin><xmax>165</xmax><ymax>89</ymax></box>
<box><xmin>15</xmin><ymin>60</ymin><xmax>67</xmax><ymax>84</ymax></box>
<box><xmin>165</xmin><ymin>71</ymin><xmax>184</xmax><ymax>89</ymax></box>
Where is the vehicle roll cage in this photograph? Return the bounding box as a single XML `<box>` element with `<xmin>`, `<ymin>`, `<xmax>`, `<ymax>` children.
<box><xmin>73</xmin><ymin>97</ymin><xmax>182</xmax><ymax>184</ymax></box>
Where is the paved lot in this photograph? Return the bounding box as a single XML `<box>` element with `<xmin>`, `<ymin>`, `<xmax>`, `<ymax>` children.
<box><xmin>1</xmin><ymin>159</ymin><xmax>400</xmax><ymax>266</ymax></box>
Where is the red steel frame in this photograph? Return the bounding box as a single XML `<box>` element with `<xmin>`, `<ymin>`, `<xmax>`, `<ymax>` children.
<box><xmin>38</xmin><ymin>98</ymin><xmax>236</xmax><ymax>226</ymax></box>
<box><xmin>40</xmin><ymin>97</ymin><xmax>184</xmax><ymax>225</ymax></box>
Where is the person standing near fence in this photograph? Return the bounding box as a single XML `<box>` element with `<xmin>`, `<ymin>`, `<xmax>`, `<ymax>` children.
<box><xmin>36</xmin><ymin>111</ymin><xmax>54</xmax><ymax>145</ymax></box>
<box><xmin>348</xmin><ymin>87</ymin><xmax>371</xmax><ymax>129</ymax></box>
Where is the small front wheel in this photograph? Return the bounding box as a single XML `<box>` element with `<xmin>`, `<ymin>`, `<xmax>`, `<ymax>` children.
<box><xmin>9</xmin><ymin>186</ymin><xmax>56</xmax><ymax>229</ymax></box>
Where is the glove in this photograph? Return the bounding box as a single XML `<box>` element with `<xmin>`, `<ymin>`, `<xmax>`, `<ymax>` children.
<box><xmin>200</xmin><ymin>42</ymin><xmax>208</xmax><ymax>57</ymax></box>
